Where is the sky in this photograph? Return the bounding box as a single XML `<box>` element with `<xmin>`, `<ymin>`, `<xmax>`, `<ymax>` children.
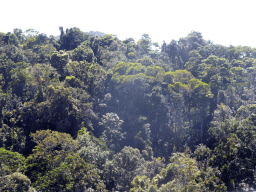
<box><xmin>2</xmin><ymin>0</ymin><xmax>256</xmax><ymax>47</ymax></box>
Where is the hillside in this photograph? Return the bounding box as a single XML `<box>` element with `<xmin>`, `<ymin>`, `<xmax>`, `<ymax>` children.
<box><xmin>1</xmin><ymin>27</ymin><xmax>256</xmax><ymax>191</ymax></box>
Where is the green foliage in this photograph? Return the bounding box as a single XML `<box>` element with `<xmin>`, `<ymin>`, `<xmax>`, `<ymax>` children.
<box><xmin>64</xmin><ymin>60</ymin><xmax>106</xmax><ymax>95</ymax></box>
<box><xmin>176</xmin><ymin>31</ymin><xmax>206</xmax><ymax>69</ymax></box>
<box><xmin>23</xmin><ymin>130</ymin><xmax>107</xmax><ymax>191</ymax></box>
<box><xmin>32</xmin><ymin>153</ymin><xmax>107</xmax><ymax>192</ymax></box>
<box><xmin>3</xmin><ymin>27</ymin><xmax>256</xmax><ymax>191</ymax></box>
<box><xmin>192</xmin><ymin>79</ymin><xmax>213</xmax><ymax>98</ymax></box>
<box><xmin>236</xmin><ymin>104</ymin><xmax>256</xmax><ymax>120</ymax></box>
<box><xmin>156</xmin><ymin>150</ymin><xmax>201</xmax><ymax>191</ymax></box>
<box><xmin>145</xmin><ymin>66</ymin><xmax>165</xmax><ymax>79</ymax></box>
<box><xmin>24</xmin><ymin>130</ymin><xmax>78</xmax><ymax>182</ymax></box>
<box><xmin>0</xmin><ymin>45</ymin><xmax>29</xmax><ymax>90</ymax></box>
<box><xmin>100</xmin><ymin>38</ymin><xmax>127</xmax><ymax>68</ymax></box>
<box><xmin>138</xmin><ymin>56</ymin><xmax>154</xmax><ymax>66</ymax></box>
<box><xmin>0</xmin><ymin>96</ymin><xmax>27</xmax><ymax>152</ymax></box>
<box><xmin>58</xmin><ymin>27</ymin><xmax>89</xmax><ymax>51</ymax></box>
<box><xmin>99</xmin><ymin>113</ymin><xmax>125</xmax><ymax>152</ymax></box>
<box><xmin>13</xmin><ymin>28</ymin><xmax>25</xmax><ymax>44</ymax></box>
<box><xmin>112</xmin><ymin>62</ymin><xmax>146</xmax><ymax>76</ymax></box>
<box><xmin>0</xmin><ymin>172</ymin><xmax>35</xmax><ymax>192</ymax></box>
<box><xmin>168</xmin><ymin>82</ymin><xmax>189</xmax><ymax>94</ymax></box>
<box><xmin>77</xmin><ymin>127</ymin><xmax>110</xmax><ymax>168</ymax></box>
<box><xmin>111</xmin><ymin>63</ymin><xmax>154</xmax><ymax>98</ymax></box>
<box><xmin>100</xmin><ymin>34</ymin><xmax>116</xmax><ymax>47</ymax></box>
<box><xmin>194</xmin><ymin>145</ymin><xmax>226</xmax><ymax>191</ymax></box>
<box><xmin>104</xmin><ymin>146</ymin><xmax>146</xmax><ymax>191</ymax></box>
<box><xmin>8</xmin><ymin>33</ymin><xmax>19</xmax><ymax>46</ymax></box>
<box><xmin>128</xmin><ymin>52</ymin><xmax>136</xmax><ymax>59</ymax></box>
<box><xmin>130</xmin><ymin>175</ymin><xmax>158</xmax><ymax>192</ymax></box>
<box><xmin>164</xmin><ymin>70</ymin><xmax>193</xmax><ymax>84</ymax></box>
<box><xmin>26</xmin><ymin>63</ymin><xmax>60</xmax><ymax>93</ymax></box>
<box><xmin>149</xmin><ymin>149</ymin><xmax>226</xmax><ymax>191</ymax></box>
<box><xmin>23</xmin><ymin>36</ymin><xmax>38</xmax><ymax>49</ymax></box>
<box><xmin>137</xmin><ymin>34</ymin><xmax>152</xmax><ymax>55</ymax></box>
<box><xmin>185</xmin><ymin>50</ymin><xmax>202</xmax><ymax>78</ymax></box>
<box><xmin>10</xmin><ymin>62</ymin><xmax>30</xmax><ymax>99</ymax></box>
<box><xmin>0</xmin><ymin>32</ymin><xmax>20</xmax><ymax>47</ymax></box>
<box><xmin>19</xmin><ymin>85</ymin><xmax>78</xmax><ymax>135</ymax></box>
<box><xmin>22</xmin><ymin>29</ymin><xmax>48</xmax><ymax>50</ymax></box>
<box><xmin>209</xmin><ymin>105</ymin><xmax>256</xmax><ymax>190</ymax></box>
<box><xmin>34</xmin><ymin>44</ymin><xmax>57</xmax><ymax>63</ymax></box>
<box><xmin>50</xmin><ymin>50</ymin><xmax>69</xmax><ymax>79</ymax></box>
<box><xmin>0</xmin><ymin>148</ymin><xmax>25</xmax><ymax>177</ymax></box>
<box><xmin>71</xmin><ymin>41</ymin><xmax>95</xmax><ymax>62</ymax></box>
<box><xmin>64</xmin><ymin>75</ymin><xmax>82</xmax><ymax>88</ymax></box>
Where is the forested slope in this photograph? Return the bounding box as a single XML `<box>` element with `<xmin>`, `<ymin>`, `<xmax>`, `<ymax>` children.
<box><xmin>1</xmin><ymin>27</ymin><xmax>256</xmax><ymax>191</ymax></box>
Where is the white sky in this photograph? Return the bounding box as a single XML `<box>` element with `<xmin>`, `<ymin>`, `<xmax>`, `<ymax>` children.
<box><xmin>2</xmin><ymin>0</ymin><xmax>256</xmax><ymax>47</ymax></box>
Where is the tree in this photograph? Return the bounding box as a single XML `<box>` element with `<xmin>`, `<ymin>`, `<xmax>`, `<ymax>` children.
<box><xmin>24</xmin><ymin>130</ymin><xmax>78</xmax><ymax>183</ymax></box>
<box><xmin>153</xmin><ymin>148</ymin><xmax>226</xmax><ymax>191</ymax></box>
<box><xmin>58</xmin><ymin>27</ymin><xmax>89</xmax><ymax>51</ymax></box>
<box><xmin>13</xmin><ymin>28</ymin><xmax>24</xmax><ymax>44</ymax></box>
<box><xmin>194</xmin><ymin>145</ymin><xmax>226</xmax><ymax>191</ymax></box>
<box><xmin>109</xmin><ymin>62</ymin><xmax>156</xmax><ymax>151</ymax></box>
<box><xmin>71</xmin><ymin>41</ymin><xmax>95</xmax><ymax>62</ymax></box>
<box><xmin>99</xmin><ymin>112</ymin><xmax>125</xmax><ymax>152</ymax></box>
<box><xmin>76</xmin><ymin>127</ymin><xmax>110</xmax><ymax>169</ymax></box>
<box><xmin>32</xmin><ymin>153</ymin><xmax>107</xmax><ymax>192</ymax></box>
<box><xmin>138</xmin><ymin>56</ymin><xmax>154</xmax><ymax>66</ymax></box>
<box><xmin>0</xmin><ymin>45</ymin><xmax>29</xmax><ymax>90</ymax></box>
<box><xmin>8</xmin><ymin>33</ymin><xmax>19</xmax><ymax>46</ymax></box>
<box><xmin>209</xmin><ymin>104</ymin><xmax>256</xmax><ymax>190</ymax></box>
<box><xmin>0</xmin><ymin>148</ymin><xmax>25</xmax><ymax>177</ymax></box>
<box><xmin>100</xmin><ymin>38</ymin><xmax>127</xmax><ymax>68</ymax></box>
<box><xmin>137</xmin><ymin>34</ymin><xmax>152</xmax><ymax>55</ymax></box>
<box><xmin>164</xmin><ymin>39</ymin><xmax>181</xmax><ymax>69</ymax></box>
<box><xmin>100</xmin><ymin>34</ymin><xmax>115</xmax><ymax>47</ymax></box>
<box><xmin>26</xmin><ymin>63</ymin><xmax>60</xmax><ymax>98</ymax></box>
<box><xmin>22</xmin><ymin>30</ymin><xmax>48</xmax><ymax>50</ymax></box>
<box><xmin>24</xmin><ymin>130</ymin><xmax>107</xmax><ymax>191</ymax></box>
<box><xmin>0</xmin><ymin>172</ymin><xmax>35</xmax><ymax>192</ymax></box>
<box><xmin>10</xmin><ymin>62</ymin><xmax>30</xmax><ymax>99</ymax></box>
<box><xmin>0</xmin><ymin>95</ymin><xmax>27</xmax><ymax>153</ymax></box>
<box><xmin>64</xmin><ymin>60</ymin><xmax>106</xmax><ymax>96</ymax></box>
<box><xmin>49</xmin><ymin>50</ymin><xmax>69</xmax><ymax>80</ymax></box>
<box><xmin>130</xmin><ymin>175</ymin><xmax>158</xmax><ymax>192</ymax></box>
<box><xmin>177</xmin><ymin>31</ymin><xmax>206</xmax><ymax>69</ymax></box>
<box><xmin>104</xmin><ymin>146</ymin><xmax>146</xmax><ymax>191</ymax></box>
<box><xmin>185</xmin><ymin>50</ymin><xmax>203</xmax><ymax>78</ymax></box>
<box><xmin>189</xmin><ymin>78</ymin><xmax>213</xmax><ymax>144</ymax></box>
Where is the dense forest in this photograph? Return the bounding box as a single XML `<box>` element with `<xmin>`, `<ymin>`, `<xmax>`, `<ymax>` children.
<box><xmin>1</xmin><ymin>27</ymin><xmax>256</xmax><ymax>191</ymax></box>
